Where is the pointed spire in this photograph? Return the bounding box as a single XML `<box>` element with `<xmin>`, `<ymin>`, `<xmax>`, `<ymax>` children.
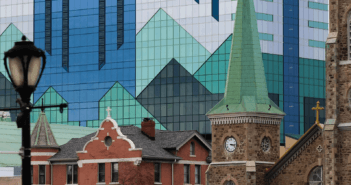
<box><xmin>31</xmin><ymin>111</ymin><xmax>59</xmax><ymax>148</ymax></box>
<box><xmin>207</xmin><ymin>0</ymin><xmax>285</xmax><ymax>115</ymax></box>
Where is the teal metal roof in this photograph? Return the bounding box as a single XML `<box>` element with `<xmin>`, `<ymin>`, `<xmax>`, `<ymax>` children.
<box><xmin>207</xmin><ymin>0</ymin><xmax>285</xmax><ymax>116</ymax></box>
<box><xmin>0</xmin><ymin>121</ymin><xmax>97</xmax><ymax>167</ymax></box>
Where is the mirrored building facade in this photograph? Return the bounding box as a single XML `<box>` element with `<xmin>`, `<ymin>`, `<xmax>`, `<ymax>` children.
<box><xmin>0</xmin><ymin>0</ymin><xmax>328</xmax><ymax>143</ymax></box>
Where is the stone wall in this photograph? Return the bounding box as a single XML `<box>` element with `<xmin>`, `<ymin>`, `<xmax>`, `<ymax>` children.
<box><xmin>211</xmin><ymin>123</ymin><xmax>280</xmax><ymax>162</ymax></box>
<box><xmin>0</xmin><ymin>176</ymin><xmax>21</xmax><ymax>185</ymax></box>
<box><xmin>336</xmin><ymin>129</ymin><xmax>351</xmax><ymax>184</ymax></box>
<box><xmin>269</xmin><ymin>133</ymin><xmax>323</xmax><ymax>185</ymax></box>
<box><xmin>212</xmin><ymin>124</ymin><xmax>247</xmax><ymax>162</ymax></box>
<box><xmin>206</xmin><ymin>164</ymin><xmax>245</xmax><ymax>185</ymax></box>
<box><xmin>246</xmin><ymin>123</ymin><xmax>280</xmax><ymax>162</ymax></box>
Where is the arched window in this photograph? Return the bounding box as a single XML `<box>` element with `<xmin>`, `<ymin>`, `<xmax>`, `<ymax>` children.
<box><xmin>348</xmin><ymin>11</ymin><xmax>351</xmax><ymax>60</ymax></box>
<box><xmin>224</xmin><ymin>181</ymin><xmax>236</xmax><ymax>185</ymax></box>
<box><xmin>309</xmin><ymin>166</ymin><xmax>323</xmax><ymax>185</ymax></box>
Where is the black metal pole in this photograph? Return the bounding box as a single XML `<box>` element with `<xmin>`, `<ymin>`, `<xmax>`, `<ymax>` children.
<box><xmin>22</xmin><ymin>98</ymin><xmax>31</xmax><ymax>185</ymax></box>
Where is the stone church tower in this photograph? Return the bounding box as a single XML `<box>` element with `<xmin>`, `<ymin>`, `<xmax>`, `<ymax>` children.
<box><xmin>324</xmin><ymin>0</ymin><xmax>351</xmax><ymax>184</ymax></box>
<box><xmin>205</xmin><ymin>0</ymin><xmax>285</xmax><ymax>184</ymax></box>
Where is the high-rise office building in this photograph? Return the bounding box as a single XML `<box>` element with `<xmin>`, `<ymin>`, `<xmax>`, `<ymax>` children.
<box><xmin>0</xmin><ymin>0</ymin><xmax>328</xmax><ymax>142</ymax></box>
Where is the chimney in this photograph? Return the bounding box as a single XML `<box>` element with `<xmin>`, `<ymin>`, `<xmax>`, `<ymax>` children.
<box><xmin>141</xmin><ymin>118</ymin><xmax>155</xmax><ymax>140</ymax></box>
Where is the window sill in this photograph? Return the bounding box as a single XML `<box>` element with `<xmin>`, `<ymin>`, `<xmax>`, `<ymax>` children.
<box><xmin>190</xmin><ymin>155</ymin><xmax>196</xmax><ymax>157</ymax></box>
<box><xmin>154</xmin><ymin>182</ymin><xmax>162</xmax><ymax>185</ymax></box>
<box><xmin>96</xmin><ymin>183</ymin><xmax>106</xmax><ymax>185</ymax></box>
<box><xmin>109</xmin><ymin>183</ymin><xmax>119</xmax><ymax>185</ymax></box>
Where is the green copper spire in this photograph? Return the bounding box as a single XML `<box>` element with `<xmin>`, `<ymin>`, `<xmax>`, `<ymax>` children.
<box><xmin>207</xmin><ymin>0</ymin><xmax>285</xmax><ymax>115</ymax></box>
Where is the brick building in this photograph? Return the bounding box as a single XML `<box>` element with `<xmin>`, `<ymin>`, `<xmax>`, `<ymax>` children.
<box><xmin>30</xmin><ymin>110</ymin><xmax>211</xmax><ymax>185</ymax></box>
<box><xmin>27</xmin><ymin>0</ymin><xmax>351</xmax><ymax>184</ymax></box>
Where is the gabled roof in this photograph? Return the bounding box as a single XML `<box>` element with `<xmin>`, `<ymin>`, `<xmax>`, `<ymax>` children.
<box><xmin>49</xmin><ymin>126</ymin><xmax>212</xmax><ymax>162</ymax></box>
<box><xmin>30</xmin><ymin>111</ymin><xmax>59</xmax><ymax>149</ymax></box>
<box><xmin>155</xmin><ymin>130</ymin><xmax>211</xmax><ymax>151</ymax></box>
<box><xmin>207</xmin><ymin>0</ymin><xmax>285</xmax><ymax>116</ymax></box>
<box><xmin>266</xmin><ymin>123</ymin><xmax>323</xmax><ymax>181</ymax></box>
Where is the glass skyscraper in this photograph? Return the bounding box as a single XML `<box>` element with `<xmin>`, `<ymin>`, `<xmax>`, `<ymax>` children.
<box><xmin>0</xmin><ymin>0</ymin><xmax>328</xmax><ymax>143</ymax></box>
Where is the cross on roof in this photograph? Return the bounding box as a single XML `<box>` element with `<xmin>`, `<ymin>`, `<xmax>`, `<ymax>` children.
<box><xmin>312</xmin><ymin>101</ymin><xmax>324</xmax><ymax>124</ymax></box>
<box><xmin>106</xmin><ymin>107</ymin><xmax>111</xmax><ymax>118</ymax></box>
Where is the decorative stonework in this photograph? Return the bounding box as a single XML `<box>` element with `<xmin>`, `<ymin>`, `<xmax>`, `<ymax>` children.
<box><xmin>316</xmin><ymin>145</ymin><xmax>323</xmax><ymax>153</ymax></box>
<box><xmin>209</xmin><ymin>116</ymin><xmax>282</xmax><ymax>125</ymax></box>
<box><xmin>269</xmin><ymin>130</ymin><xmax>322</xmax><ymax>182</ymax></box>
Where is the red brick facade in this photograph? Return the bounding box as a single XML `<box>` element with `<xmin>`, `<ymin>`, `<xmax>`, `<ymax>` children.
<box><xmin>30</xmin><ymin>119</ymin><xmax>210</xmax><ymax>185</ymax></box>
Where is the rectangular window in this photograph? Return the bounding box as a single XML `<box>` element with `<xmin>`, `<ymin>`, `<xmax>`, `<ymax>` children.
<box><xmin>39</xmin><ymin>165</ymin><xmax>45</xmax><ymax>184</ymax></box>
<box><xmin>184</xmin><ymin>164</ymin><xmax>190</xmax><ymax>183</ymax></box>
<box><xmin>67</xmin><ymin>164</ymin><xmax>78</xmax><ymax>184</ymax></box>
<box><xmin>308</xmin><ymin>21</ymin><xmax>328</xmax><ymax>30</ymax></box>
<box><xmin>195</xmin><ymin>165</ymin><xmax>201</xmax><ymax>184</ymax></box>
<box><xmin>308</xmin><ymin>1</ymin><xmax>328</xmax><ymax>11</ymax></box>
<box><xmin>98</xmin><ymin>163</ymin><xmax>105</xmax><ymax>182</ymax></box>
<box><xmin>308</xmin><ymin>40</ymin><xmax>326</xmax><ymax>48</ymax></box>
<box><xmin>259</xmin><ymin>33</ymin><xmax>274</xmax><ymax>41</ymax></box>
<box><xmin>154</xmin><ymin>163</ymin><xmax>161</xmax><ymax>182</ymax></box>
<box><xmin>231</xmin><ymin>13</ymin><xmax>236</xmax><ymax>21</ymax></box>
<box><xmin>111</xmin><ymin>163</ymin><xmax>118</xmax><ymax>182</ymax></box>
<box><xmin>256</xmin><ymin>12</ymin><xmax>273</xmax><ymax>22</ymax></box>
<box><xmin>190</xmin><ymin>142</ymin><xmax>195</xmax><ymax>155</ymax></box>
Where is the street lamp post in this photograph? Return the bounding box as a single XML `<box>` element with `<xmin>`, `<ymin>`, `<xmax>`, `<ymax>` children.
<box><xmin>0</xmin><ymin>35</ymin><xmax>66</xmax><ymax>185</ymax></box>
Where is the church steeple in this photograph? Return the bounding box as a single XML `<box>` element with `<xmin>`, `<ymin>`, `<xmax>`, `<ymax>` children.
<box><xmin>207</xmin><ymin>0</ymin><xmax>284</xmax><ymax>115</ymax></box>
<box><xmin>31</xmin><ymin>111</ymin><xmax>59</xmax><ymax>148</ymax></box>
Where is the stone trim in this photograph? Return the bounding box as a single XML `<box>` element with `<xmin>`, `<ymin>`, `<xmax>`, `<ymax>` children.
<box><xmin>77</xmin><ymin>157</ymin><xmax>142</xmax><ymax>168</ymax></box>
<box><xmin>339</xmin><ymin>60</ymin><xmax>351</xmax><ymax>65</ymax></box>
<box><xmin>337</xmin><ymin>123</ymin><xmax>351</xmax><ymax>130</ymax></box>
<box><xmin>266</xmin><ymin>127</ymin><xmax>322</xmax><ymax>182</ymax></box>
<box><xmin>176</xmin><ymin>160</ymin><xmax>208</xmax><ymax>165</ymax></box>
<box><xmin>210</xmin><ymin>161</ymin><xmax>275</xmax><ymax>165</ymax></box>
<box><xmin>209</xmin><ymin>116</ymin><xmax>282</xmax><ymax>125</ymax></box>
<box><xmin>31</xmin><ymin>161</ymin><xmax>50</xmax><ymax>165</ymax></box>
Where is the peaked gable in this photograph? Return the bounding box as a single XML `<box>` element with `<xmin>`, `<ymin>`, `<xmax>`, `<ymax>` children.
<box><xmin>266</xmin><ymin>123</ymin><xmax>323</xmax><ymax>182</ymax></box>
<box><xmin>76</xmin><ymin>116</ymin><xmax>143</xmax><ymax>164</ymax></box>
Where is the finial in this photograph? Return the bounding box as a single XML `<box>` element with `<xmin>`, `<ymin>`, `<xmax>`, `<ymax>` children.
<box><xmin>312</xmin><ymin>101</ymin><xmax>324</xmax><ymax>124</ymax></box>
<box><xmin>106</xmin><ymin>107</ymin><xmax>111</xmax><ymax>118</ymax></box>
<box><xmin>41</xmin><ymin>98</ymin><xmax>44</xmax><ymax>112</ymax></box>
<box><xmin>21</xmin><ymin>35</ymin><xmax>26</xmax><ymax>41</ymax></box>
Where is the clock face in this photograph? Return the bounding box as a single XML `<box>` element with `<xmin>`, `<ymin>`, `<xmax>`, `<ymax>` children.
<box><xmin>225</xmin><ymin>137</ymin><xmax>237</xmax><ymax>152</ymax></box>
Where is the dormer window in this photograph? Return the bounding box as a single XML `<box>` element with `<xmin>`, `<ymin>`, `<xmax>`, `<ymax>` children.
<box><xmin>190</xmin><ymin>142</ymin><xmax>195</xmax><ymax>156</ymax></box>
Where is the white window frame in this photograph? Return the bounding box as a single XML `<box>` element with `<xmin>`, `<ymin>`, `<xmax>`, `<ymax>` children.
<box><xmin>190</xmin><ymin>142</ymin><xmax>195</xmax><ymax>156</ymax></box>
<box><xmin>309</xmin><ymin>166</ymin><xmax>323</xmax><ymax>184</ymax></box>
<box><xmin>67</xmin><ymin>164</ymin><xmax>78</xmax><ymax>184</ymax></box>
<box><xmin>184</xmin><ymin>164</ymin><xmax>190</xmax><ymax>183</ymax></box>
<box><xmin>195</xmin><ymin>165</ymin><xmax>201</xmax><ymax>184</ymax></box>
<box><xmin>38</xmin><ymin>165</ymin><xmax>46</xmax><ymax>185</ymax></box>
<box><xmin>111</xmin><ymin>162</ymin><xmax>118</xmax><ymax>182</ymax></box>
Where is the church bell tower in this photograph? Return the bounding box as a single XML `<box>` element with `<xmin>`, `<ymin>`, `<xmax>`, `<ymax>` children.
<box><xmin>205</xmin><ymin>0</ymin><xmax>285</xmax><ymax>184</ymax></box>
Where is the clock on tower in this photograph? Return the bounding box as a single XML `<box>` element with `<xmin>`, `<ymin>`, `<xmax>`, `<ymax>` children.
<box><xmin>204</xmin><ymin>0</ymin><xmax>285</xmax><ymax>184</ymax></box>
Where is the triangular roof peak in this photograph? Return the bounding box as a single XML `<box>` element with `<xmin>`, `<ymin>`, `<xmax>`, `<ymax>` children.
<box><xmin>207</xmin><ymin>0</ymin><xmax>285</xmax><ymax>116</ymax></box>
<box><xmin>31</xmin><ymin>111</ymin><xmax>59</xmax><ymax>149</ymax></box>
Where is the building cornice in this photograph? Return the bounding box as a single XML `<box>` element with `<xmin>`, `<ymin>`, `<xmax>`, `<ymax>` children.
<box><xmin>209</xmin><ymin>161</ymin><xmax>275</xmax><ymax>166</ymax></box>
<box><xmin>337</xmin><ymin>123</ymin><xmax>351</xmax><ymax>130</ymax></box>
<box><xmin>207</xmin><ymin>112</ymin><xmax>283</xmax><ymax>125</ymax></box>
